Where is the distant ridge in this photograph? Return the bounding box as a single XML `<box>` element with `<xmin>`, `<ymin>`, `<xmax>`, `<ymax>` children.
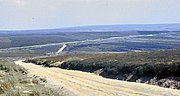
<box><xmin>0</xmin><ymin>23</ymin><xmax>180</xmax><ymax>34</ymax></box>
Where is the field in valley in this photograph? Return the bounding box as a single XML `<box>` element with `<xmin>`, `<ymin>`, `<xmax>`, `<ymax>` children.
<box><xmin>0</xmin><ymin>31</ymin><xmax>179</xmax><ymax>56</ymax></box>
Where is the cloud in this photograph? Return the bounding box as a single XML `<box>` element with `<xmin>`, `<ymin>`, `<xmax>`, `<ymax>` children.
<box><xmin>15</xmin><ymin>0</ymin><xmax>25</xmax><ymax>6</ymax></box>
<box><xmin>0</xmin><ymin>0</ymin><xmax>180</xmax><ymax>30</ymax></box>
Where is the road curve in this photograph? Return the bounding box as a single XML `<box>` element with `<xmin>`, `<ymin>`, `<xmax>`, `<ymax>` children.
<box><xmin>56</xmin><ymin>44</ymin><xmax>67</xmax><ymax>54</ymax></box>
<box><xmin>15</xmin><ymin>60</ymin><xmax>180</xmax><ymax>96</ymax></box>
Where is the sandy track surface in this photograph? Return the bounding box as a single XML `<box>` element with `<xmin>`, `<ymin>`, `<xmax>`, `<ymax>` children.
<box><xmin>15</xmin><ymin>60</ymin><xmax>180</xmax><ymax>96</ymax></box>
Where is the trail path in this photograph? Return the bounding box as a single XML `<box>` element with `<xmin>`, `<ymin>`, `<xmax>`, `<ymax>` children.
<box><xmin>15</xmin><ymin>60</ymin><xmax>180</xmax><ymax>96</ymax></box>
<box><xmin>56</xmin><ymin>44</ymin><xmax>67</xmax><ymax>54</ymax></box>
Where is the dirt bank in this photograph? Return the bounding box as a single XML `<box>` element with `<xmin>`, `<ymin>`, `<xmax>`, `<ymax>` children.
<box><xmin>15</xmin><ymin>60</ymin><xmax>180</xmax><ymax>96</ymax></box>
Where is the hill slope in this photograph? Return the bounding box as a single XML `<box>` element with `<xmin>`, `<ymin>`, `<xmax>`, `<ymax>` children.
<box><xmin>15</xmin><ymin>60</ymin><xmax>180</xmax><ymax>96</ymax></box>
<box><xmin>25</xmin><ymin>50</ymin><xmax>180</xmax><ymax>89</ymax></box>
<box><xmin>1</xmin><ymin>23</ymin><xmax>180</xmax><ymax>34</ymax></box>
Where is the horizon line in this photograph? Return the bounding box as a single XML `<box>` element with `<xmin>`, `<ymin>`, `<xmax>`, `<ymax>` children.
<box><xmin>0</xmin><ymin>23</ymin><xmax>180</xmax><ymax>31</ymax></box>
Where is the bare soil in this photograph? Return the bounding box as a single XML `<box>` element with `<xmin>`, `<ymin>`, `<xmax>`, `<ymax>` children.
<box><xmin>15</xmin><ymin>60</ymin><xmax>180</xmax><ymax>96</ymax></box>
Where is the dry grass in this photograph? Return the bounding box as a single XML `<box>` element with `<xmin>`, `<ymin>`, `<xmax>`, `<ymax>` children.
<box><xmin>0</xmin><ymin>59</ymin><xmax>61</xmax><ymax>96</ymax></box>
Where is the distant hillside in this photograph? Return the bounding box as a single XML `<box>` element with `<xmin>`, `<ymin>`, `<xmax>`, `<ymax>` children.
<box><xmin>59</xmin><ymin>23</ymin><xmax>180</xmax><ymax>32</ymax></box>
<box><xmin>0</xmin><ymin>23</ymin><xmax>180</xmax><ymax>34</ymax></box>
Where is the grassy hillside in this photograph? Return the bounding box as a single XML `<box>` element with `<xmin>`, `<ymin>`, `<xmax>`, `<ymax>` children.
<box><xmin>0</xmin><ymin>59</ymin><xmax>61</xmax><ymax>96</ymax></box>
<box><xmin>25</xmin><ymin>50</ymin><xmax>180</xmax><ymax>89</ymax></box>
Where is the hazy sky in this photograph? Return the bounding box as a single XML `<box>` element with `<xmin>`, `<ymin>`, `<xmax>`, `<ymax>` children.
<box><xmin>0</xmin><ymin>0</ymin><xmax>180</xmax><ymax>30</ymax></box>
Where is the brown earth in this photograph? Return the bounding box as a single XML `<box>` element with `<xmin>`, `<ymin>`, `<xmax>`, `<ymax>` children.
<box><xmin>15</xmin><ymin>60</ymin><xmax>180</xmax><ymax>96</ymax></box>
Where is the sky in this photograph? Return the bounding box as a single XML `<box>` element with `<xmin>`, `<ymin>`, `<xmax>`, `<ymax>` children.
<box><xmin>0</xmin><ymin>0</ymin><xmax>180</xmax><ymax>30</ymax></box>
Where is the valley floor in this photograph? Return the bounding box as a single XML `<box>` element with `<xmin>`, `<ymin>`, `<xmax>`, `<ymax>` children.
<box><xmin>14</xmin><ymin>60</ymin><xmax>180</xmax><ymax>96</ymax></box>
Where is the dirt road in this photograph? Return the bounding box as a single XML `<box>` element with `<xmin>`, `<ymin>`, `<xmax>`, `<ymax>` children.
<box><xmin>15</xmin><ymin>60</ymin><xmax>180</xmax><ymax>96</ymax></box>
